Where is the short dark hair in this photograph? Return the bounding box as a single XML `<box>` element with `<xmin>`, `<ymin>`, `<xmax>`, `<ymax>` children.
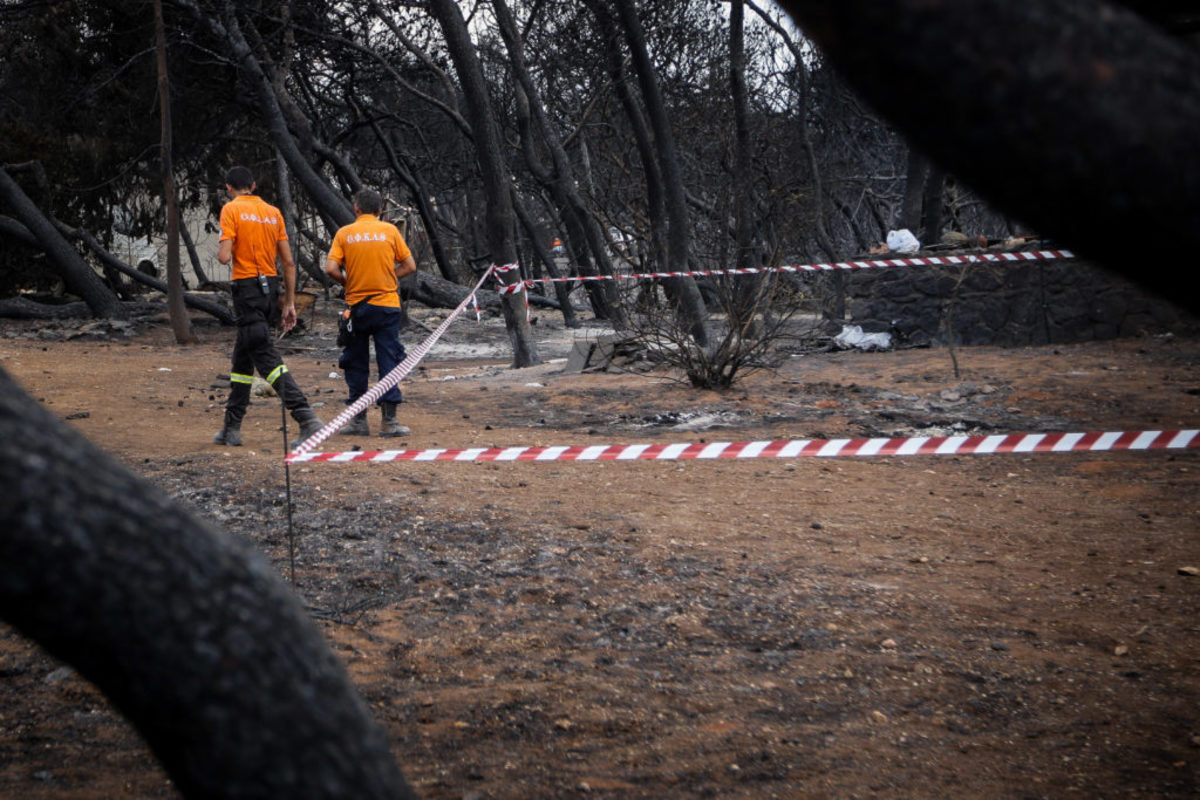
<box><xmin>225</xmin><ymin>166</ymin><xmax>255</xmax><ymax>190</ymax></box>
<box><xmin>353</xmin><ymin>188</ymin><xmax>382</xmax><ymax>215</ymax></box>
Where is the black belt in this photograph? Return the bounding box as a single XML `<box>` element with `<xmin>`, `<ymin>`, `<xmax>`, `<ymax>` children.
<box><xmin>232</xmin><ymin>276</ymin><xmax>278</xmax><ymax>285</ymax></box>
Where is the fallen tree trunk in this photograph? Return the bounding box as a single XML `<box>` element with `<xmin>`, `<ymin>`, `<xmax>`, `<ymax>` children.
<box><xmin>0</xmin><ymin>297</ymin><xmax>92</xmax><ymax>320</ymax></box>
<box><xmin>0</xmin><ymin>213</ymin><xmax>235</xmax><ymax>325</ymax></box>
<box><xmin>56</xmin><ymin>222</ymin><xmax>235</xmax><ymax>325</ymax></box>
<box><xmin>407</xmin><ymin>269</ymin><xmax>562</xmax><ymax>311</ymax></box>
<box><xmin>0</xmin><ymin>297</ymin><xmax>215</xmax><ymax>322</ymax></box>
<box><xmin>0</xmin><ymin>167</ymin><xmax>126</xmax><ymax>319</ymax></box>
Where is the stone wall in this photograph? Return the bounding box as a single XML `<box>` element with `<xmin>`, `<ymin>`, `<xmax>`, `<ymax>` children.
<box><xmin>842</xmin><ymin>255</ymin><xmax>1195</xmax><ymax>347</ymax></box>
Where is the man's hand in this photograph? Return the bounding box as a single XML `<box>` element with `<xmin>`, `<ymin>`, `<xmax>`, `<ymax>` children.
<box><xmin>281</xmin><ymin>302</ymin><xmax>297</xmax><ymax>333</ymax></box>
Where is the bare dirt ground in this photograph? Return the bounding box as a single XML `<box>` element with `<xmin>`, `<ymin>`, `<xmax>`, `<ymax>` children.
<box><xmin>0</xmin><ymin>296</ymin><xmax>1198</xmax><ymax>799</ymax></box>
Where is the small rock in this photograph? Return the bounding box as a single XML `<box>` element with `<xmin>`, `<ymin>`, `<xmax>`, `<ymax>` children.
<box><xmin>1114</xmin><ymin>645</ymin><xmax>1129</xmax><ymax>656</ymax></box>
<box><xmin>1178</xmin><ymin>566</ymin><xmax>1199</xmax><ymax>576</ymax></box>
<box><xmin>881</xmin><ymin>638</ymin><xmax>898</xmax><ymax>649</ymax></box>
<box><xmin>45</xmin><ymin>666</ymin><xmax>74</xmax><ymax>685</ymax></box>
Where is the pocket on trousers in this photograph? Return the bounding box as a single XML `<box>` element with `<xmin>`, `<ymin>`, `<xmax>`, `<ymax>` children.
<box><xmin>336</xmin><ymin>308</ymin><xmax>354</xmax><ymax>347</ymax></box>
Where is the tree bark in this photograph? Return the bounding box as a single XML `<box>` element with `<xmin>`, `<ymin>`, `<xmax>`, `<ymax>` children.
<box><xmin>0</xmin><ymin>167</ymin><xmax>125</xmax><ymax>319</ymax></box>
<box><xmin>899</xmin><ymin>148</ymin><xmax>927</xmax><ymax>232</ymax></box>
<box><xmin>729</xmin><ymin>0</ymin><xmax>764</xmax><ymax>325</ymax></box>
<box><xmin>0</xmin><ymin>368</ymin><xmax>413</xmax><ymax>799</ymax></box>
<box><xmin>920</xmin><ymin>165</ymin><xmax>945</xmax><ymax>246</ymax></box>
<box><xmin>427</xmin><ymin>0</ymin><xmax>540</xmax><ymax>367</ymax></box>
<box><xmin>0</xmin><ymin>213</ymin><xmax>38</xmax><ymax>247</ymax></box>
<box><xmin>0</xmin><ymin>297</ymin><xmax>92</xmax><ymax>319</ymax></box>
<box><xmin>611</xmin><ymin>0</ymin><xmax>710</xmax><ymax>347</ymax></box>
<box><xmin>776</xmin><ymin>0</ymin><xmax>1200</xmax><ymax>313</ymax></box>
<box><xmin>155</xmin><ymin>0</ymin><xmax>196</xmax><ymax>344</ymax></box>
<box><xmin>178</xmin><ymin>223</ymin><xmax>210</xmax><ymax>288</ymax></box>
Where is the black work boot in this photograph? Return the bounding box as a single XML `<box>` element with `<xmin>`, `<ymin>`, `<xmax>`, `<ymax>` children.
<box><xmin>338</xmin><ymin>411</ymin><xmax>370</xmax><ymax>436</ymax></box>
<box><xmin>289</xmin><ymin>406</ymin><xmax>324</xmax><ymax>450</ymax></box>
<box><xmin>379</xmin><ymin>401</ymin><xmax>411</xmax><ymax>438</ymax></box>
<box><xmin>213</xmin><ymin>423</ymin><xmax>243</xmax><ymax>447</ymax></box>
<box><xmin>214</xmin><ymin>409</ymin><xmax>243</xmax><ymax>447</ymax></box>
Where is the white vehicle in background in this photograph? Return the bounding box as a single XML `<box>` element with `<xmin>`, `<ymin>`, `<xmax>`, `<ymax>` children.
<box><xmin>111</xmin><ymin>231</ymin><xmax>160</xmax><ymax>278</ymax></box>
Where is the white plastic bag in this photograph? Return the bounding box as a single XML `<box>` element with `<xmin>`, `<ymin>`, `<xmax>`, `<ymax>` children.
<box><xmin>833</xmin><ymin>324</ymin><xmax>893</xmax><ymax>351</ymax></box>
<box><xmin>885</xmin><ymin>228</ymin><xmax>921</xmax><ymax>254</ymax></box>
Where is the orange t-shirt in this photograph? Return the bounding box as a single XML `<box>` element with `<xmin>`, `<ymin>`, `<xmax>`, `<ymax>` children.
<box><xmin>327</xmin><ymin>214</ymin><xmax>412</xmax><ymax>308</ymax></box>
<box><xmin>219</xmin><ymin>194</ymin><xmax>288</xmax><ymax>280</ymax></box>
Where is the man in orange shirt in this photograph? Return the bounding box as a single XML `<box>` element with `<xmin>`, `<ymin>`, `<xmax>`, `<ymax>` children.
<box><xmin>213</xmin><ymin>166</ymin><xmax>323</xmax><ymax>448</ymax></box>
<box><xmin>324</xmin><ymin>188</ymin><xmax>417</xmax><ymax>437</ymax></box>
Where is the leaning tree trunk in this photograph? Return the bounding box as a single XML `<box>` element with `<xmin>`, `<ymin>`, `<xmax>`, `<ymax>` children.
<box><xmin>373</xmin><ymin>121</ymin><xmax>462</xmax><ymax>283</ymax></box>
<box><xmin>611</xmin><ymin>0</ymin><xmax>710</xmax><ymax>348</ymax></box>
<box><xmin>0</xmin><ymin>167</ymin><xmax>125</xmax><ymax>319</ymax></box>
<box><xmin>428</xmin><ymin>0</ymin><xmax>539</xmax><ymax>367</ymax></box>
<box><xmin>0</xmin><ymin>368</ymin><xmax>413</xmax><ymax>799</ymax></box>
<box><xmin>178</xmin><ymin>223</ymin><xmax>210</xmax><ymax>288</ymax></box>
<box><xmin>173</xmin><ymin>0</ymin><xmax>354</xmax><ymax>229</ymax></box>
<box><xmin>55</xmin><ymin>221</ymin><xmax>235</xmax><ymax>324</ymax></box>
<box><xmin>587</xmin><ymin>1</ymin><xmax>667</xmax><ymax>267</ymax></box>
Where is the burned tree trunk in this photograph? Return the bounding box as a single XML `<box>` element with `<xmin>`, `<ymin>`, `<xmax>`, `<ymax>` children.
<box><xmin>611</xmin><ymin>0</ymin><xmax>711</xmax><ymax>347</ymax></box>
<box><xmin>0</xmin><ymin>167</ymin><xmax>125</xmax><ymax>319</ymax></box>
<box><xmin>428</xmin><ymin>0</ymin><xmax>541</xmax><ymax>367</ymax></box>
<box><xmin>407</xmin><ymin>270</ymin><xmax>560</xmax><ymax>312</ymax></box>
<box><xmin>0</xmin><ymin>369</ymin><xmax>413</xmax><ymax>799</ymax></box>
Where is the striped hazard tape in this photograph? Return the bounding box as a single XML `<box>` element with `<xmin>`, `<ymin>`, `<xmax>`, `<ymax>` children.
<box><xmin>494</xmin><ymin>250</ymin><xmax>1077</xmax><ymax>294</ymax></box>
<box><xmin>286</xmin><ymin>429</ymin><xmax>1198</xmax><ymax>464</ymax></box>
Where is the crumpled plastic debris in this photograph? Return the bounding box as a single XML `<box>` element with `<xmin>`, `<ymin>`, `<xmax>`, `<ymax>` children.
<box><xmin>885</xmin><ymin>228</ymin><xmax>921</xmax><ymax>254</ymax></box>
<box><xmin>833</xmin><ymin>324</ymin><xmax>893</xmax><ymax>351</ymax></box>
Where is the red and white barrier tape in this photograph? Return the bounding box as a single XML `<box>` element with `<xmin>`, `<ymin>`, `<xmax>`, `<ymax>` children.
<box><xmin>289</xmin><ymin>266</ymin><xmax>497</xmax><ymax>455</ymax></box>
<box><xmin>286</xmin><ymin>428</ymin><xmax>1197</xmax><ymax>463</ymax></box>
<box><xmin>492</xmin><ymin>262</ymin><xmax>531</xmax><ymax>319</ymax></box>
<box><xmin>493</xmin><ymin>250</ymin><xmax>1076</xmax><ymax>294</ymax></box>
